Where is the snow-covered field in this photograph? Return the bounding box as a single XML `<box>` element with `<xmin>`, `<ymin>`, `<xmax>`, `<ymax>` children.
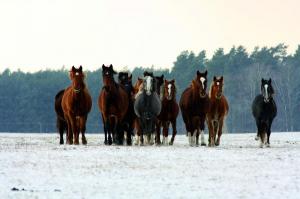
<box><xmin>0</xmin><ymin>132</ymin><xmax>300</xmax><ymax>199</ymax></box>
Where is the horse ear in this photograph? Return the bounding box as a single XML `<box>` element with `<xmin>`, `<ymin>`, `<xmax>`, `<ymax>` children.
<box><xmin>102</xmin><ymin>64</ymin><xmax>105</xmax><ymax>70</ymax></box>
<box><xmin>204</xmin><ymin>70</ymin><xmax>208</xmax><ymax>76</ymax></box>
<box><xmin>161</xmin><ymin>75</ymin><xmax>164</xmax><ymax>79</ymax></box>
<box><xmin>164</xmin><ymin>79</ymin><xmax>168</xmax><ymax>84</ymax></box>
<box><xmin>213</xmin><ymin>76</ymin><xmax>217</xmax><ymax>81</ymax></box>
<box><xmin>109</xmin><ymin>64</ymin><xmax>113</xmax><ymax>68</ymax></box>
<box><xmin>171</xmin><ymin>79</ymin><xmax>175</xmax><ymax>84</ymax></box>
<box><xmin>72</xmin><ymin>66</ymin><xmax>75</xmax><ymax>71</ymax></box>
<box><xmin>261</xmin><ymin>78</ymin><xmax>264</xmax><ymax>83</ymax></box>
<box><xmin>129</xmin><ymin>74</ymin><xmax>132</xmax><ymax>80</ymax></box>
<box><xmin>197</xmin><ymin>70</ymin><xmax>200</xmax><ymax>76</ymax></box>
<box><xmin>220</xmin><ymin>76</ymin><xmax>223</xmax><ymax>81</ymax></box>
<box><xmin>79</xmin><ymin>65</ymin><xmax>82</xmax><ymax>72</ymax></box>
<box><xmin>269</xmin><ymin>78</ymin><xmax>272</xmax><ymax>83</ymax></box>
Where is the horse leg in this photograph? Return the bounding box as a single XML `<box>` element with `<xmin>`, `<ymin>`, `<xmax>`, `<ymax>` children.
<box><xmin>266</xmin><ymin>121</ymin><xmax>272</xmax><ymax>147</ymax></box>
<box><xmin>216</xmin><ymin>118</ymin><xmax>224</xmax><ymax>146</ymax></box>
<box><xmin>207</xmin><ymin>118</ymin><xmax>215</xmax><ymax>147</ymax></box>
<box><xmin>156</xmin><ymin>120</ymin><xmax>161</xmax><ymax>145</ymax></box>
<box><xmin>57</xmin><ymin>118</ymin><xmax>64</xmax><ymax>145</ymax></box>
<box><xmin>106</xmin><ymin>120</ymin><xmax>112</xmax><ymax>145</ymax></box>
<box><xmin>199</xmin><ymin>116</ymin><xmax>206</xmax><ymax>146</ymax></box>
<box><xmin>102</xmin><ymin>114</ymin><xmax>108</xmax><ymax>145</ymax></box>
<box><xmin>134</xmin><ymin>119</ymin><xmax>141</xmax><ymax>145</ymax></box>
<box><xmin>80</xmin><ymin>116</ymin><xmax>87</xmax><ymax>145</ymax></box>
<box><xmin>195</xmin><ymin>128</ymin><xmax>200</xmax><ymax>146</ymax></box>
<box><xmin>255</xmin><ymin>120</ymin><xmax>260</xmax><ymax>141</ymax></box>
<box><xmin>65</xmin><ymin>114</ymin><xmax>73</xmax><ymax>145</ymax></box>
<box><xmin>258</xmin><ymin>122</ymin><xmax>266</xmax><ymax>148</ymax></box>
<box><xmin>126</xmin><ymin>123</ymin><xmax>133</xmax><ymax>146</ymax></box>
<box><xmin>169</xmin><ymin>120</ymin><xmax>177</xmax><ymax>145</ymax></box>
<box><xmin>69</xmin><ymin>115</ymin><xmax>78</xmax><ymax>145</ymax></box>
<box><xmin>162</xmin><ymin>121</ymin><xmax>169</xmax><ymax>146</ymax></box>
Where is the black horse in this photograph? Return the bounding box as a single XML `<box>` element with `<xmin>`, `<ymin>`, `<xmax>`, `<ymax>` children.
<box><xmin>118</xmin><ymin>72</ymin><xmax>135</xmax><ymax>145</ymax></box>
<box><xmin>252</xmin><ymin>78</ymin><xmax>277</xmax><ymax>148</ymax></box>
<box><xmin>134</xmin><ymin>71</ymin><xmax>162</xmax><ymax>145</ymax></box>
<box><xmin>54</xmin><ymin>89</ymin><xmax>67</xmax><ymax>144</ymax></box>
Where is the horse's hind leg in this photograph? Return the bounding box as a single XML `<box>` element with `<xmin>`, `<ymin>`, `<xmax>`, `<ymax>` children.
<box><xmin>207</xmin><ymin>118</ymin><xmax>215</xmax><ymax>147</ymax></box>
<box><xmin>169</xmin><ymin>120</ymin><xmax>177</xmax><ymax>145</ymax></box>
<box><xmin>266</xmin><ymin>122</ymin><xmax>272</xmax><ymax>147</ymax></box>
<box><xmin>162</xmin><ymin>121</ymin><xmax>169</xmax><ymax>146</ymax></box>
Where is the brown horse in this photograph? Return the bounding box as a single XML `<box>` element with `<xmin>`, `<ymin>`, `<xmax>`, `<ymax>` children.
<box><xmin>98</xmin><ymin>64</ymin><xmax>128</xmax><ymax>145</ymax></box>
<box><xmin>61</xmin><ymin>66</ymin><xmax>92</xmax><ymax>145</ymax></box>
<box><xmin>207</xmin><ymin>76</ymin><xmax>229</xmax><ymax>147</ymax></box>
<box><xmin>156</xmin><ymin>79</ymin><xmax>179</xmax><ymax>145</ymax></box>
<box><xmin>180</xmin><ymin>70</ymin><xmax>209</xmax><ymax>146</ymax></box>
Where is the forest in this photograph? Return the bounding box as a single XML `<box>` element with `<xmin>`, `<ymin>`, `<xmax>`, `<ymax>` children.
<box><xmin>0</xmin><ymin>43</ymin><xmax>299</xmax><ymax>133</ymax></box>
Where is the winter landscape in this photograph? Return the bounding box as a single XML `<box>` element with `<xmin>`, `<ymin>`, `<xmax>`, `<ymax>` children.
<box><xmin>0</xmin><ymin>132</ymin><xmax>299</xmax><ymax>199</ymax></box>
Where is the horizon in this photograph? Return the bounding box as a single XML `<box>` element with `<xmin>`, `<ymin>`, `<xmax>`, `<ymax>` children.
<box><xmin>1</xmin><ymin>0</ymin><xmax>300</xmax><ymax>73</ymax></box>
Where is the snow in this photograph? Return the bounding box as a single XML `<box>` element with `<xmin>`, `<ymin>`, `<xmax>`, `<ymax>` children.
<box><xmin>0</xmin><ymin>132</ymin><xmax>300</xmax><ymax>199</ymax></box>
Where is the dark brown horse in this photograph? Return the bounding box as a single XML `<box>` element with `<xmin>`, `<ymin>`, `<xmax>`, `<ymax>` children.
<box><xmin>98</xmin><ymin>64</ymin><xmax>129</xmax><ymax>145</ymax></box>
<box><xmin>180</xmin><ymin>70</ymin><xmax>209</xmax><ymax>146</ymax></box>
<box><xmin>61</xmin><ymin>66</ymin><xmax>92</xmax><ymax>145</ymax></box>
<box><xmin>54</xmin><ymin>89</ymin><xmax>67</xmax><ymax>144</ymax></box>
<box><xmin>118</xmin><ymin>72</ymin><xmax>135</xmax><ymax>145</ymax></box>
<box><xmin>207</xmin><ymin>76</ymin><xmax>229</xmax><ymax>147</ymax></box>
<box><xmin>156</xmin><ymin>79</ymin><xmax>179</xmax><ymax>145</ymax></box>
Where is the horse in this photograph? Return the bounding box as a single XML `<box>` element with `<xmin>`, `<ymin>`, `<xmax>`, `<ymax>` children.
<box><xmin>54</xmin><ymin>89</ymin><xmax>67</xmax><ymax>144</ymax></box>
<box><xmin>156</xmin><ymin>79</ymin><xmax>179</xmax><ymax>145</ymax></box>
<box><xmin>155</xmin><ymin>75</ymin><xmax>164</xmax><ymax>99</ymax></box>
<box><xmin>206</xmin><ymin>76</ymin><xmax>229</xmax><ymax>147</ymax></box>
<box><xmin>134</xmin><ymin>72</ymin><xmax>161</xmax><ymax>145</ymax></box>
<box><xmin>118</xmin><ymin>72</ymin><xmax>135</xmax><ymax>145</ymax></box>
<box><xmin>180</xmin><ymin>70</ymin><xmax>209</xmax><ymax>146</ymax></box>
<box><xmin>132</xmin><ymin>77</ymin><xmax>143</xmax><ymax>145</ymax></box>
<box><xmin>252</xmin><ymin>78</ymin><xmax>277</xmax><ymax>148</ymax></box>
<box><xmin>61</xmin><ymin>66</ymin><xmax>92</xmax><ymax>145</ymax></box>
<box><xmin>98</xmin><ymin>64</ymin><xmax>129</xmax><ymax>145</ymax></box>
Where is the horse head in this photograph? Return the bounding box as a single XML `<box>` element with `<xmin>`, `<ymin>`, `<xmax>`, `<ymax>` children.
<box><xmin>194</xmin><ymin>70</ymin><xmax>208</xmax><ymax>98</ymax></box>
<box><xmin>143</xmin><ymin>75</ymin><xmax>156</xmax><ymax>96</ymax></box>
<box><xmin>261</xmin><ymin>78</ymin><xmax>274</xmax><ymax>103</ymax></box>
<box><xmin>118</xmin><ymin>72</ymin><xmax>133</xmax><ymax>95</ymax></box>
<box><xmin>164</xmin><ymin>79</ymin><xmax>176</xmax><ymax>101</ymax></box>
<box><xmin>102</xmin><ymin>64</ymin><xmax>117</xmax><ymax>86</ymax></box>
<box><xmin>210</xmin><ymin>76</ymin><xmax>224</xmax><ymax>99</ymax></box>
<box><xmin>69</xmin><ymin>66</ymin><xmax>85</xmax><ymax>93</ymax></box>
<box><xmin>155</xmin><ymin>75</ymin><xmax>164</xmax><ymax>97</ymax></box>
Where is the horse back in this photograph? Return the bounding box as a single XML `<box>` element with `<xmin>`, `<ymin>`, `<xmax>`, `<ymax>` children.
<box><xmin>55</xmin><ymin>89</ymin><xmax>65</xmax><ymax>121</ymax></box>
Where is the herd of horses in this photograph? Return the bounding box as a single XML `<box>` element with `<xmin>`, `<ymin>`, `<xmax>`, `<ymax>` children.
<box><xmin>55</xmin><ymin>65</ymin><xmax>277</xmax><ymax>148</ymax></box>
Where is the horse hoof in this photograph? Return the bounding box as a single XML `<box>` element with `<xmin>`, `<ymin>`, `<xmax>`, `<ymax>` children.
<box><xmin>266</xmin><ymin>143</ymin><xmax>270</xmax><ymax>148</ymax></box>
<box><xmin>255</xmin><ymin>136</ymin><xmax>259</xmax><ymax>141</ymax></box>
<box><xmin>201</xmin><ymin>143</ymin><xmax>206</xmax><ymax>146</ymax></box>
<box><xmin>59</xmin><ymin>141</ymin><xmax>64</xmax><ymax>145</ymax></box>
<box><xmin>215</xmin><ymin>142</ymin><xmax>220</xmax><ymax>146</ymax></box>
<box><xmin>82</xmin><ymin>139</ymin><xmax>87</xmax><ymax>145</ymax></box>
<box><xmin>169</xmin><ymin>141</ymin><xmax>173</xmax><ymax>146</ymax></box>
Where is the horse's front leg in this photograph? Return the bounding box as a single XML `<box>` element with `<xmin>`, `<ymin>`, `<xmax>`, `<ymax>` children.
<box><xmin>101</xmin><ymin>114</ymin><xmax>108</xmax><ymax>145</ymax></box>
<box><xmin>162</xmin><ymin>121</ymin><xmax>169</xmax><ymax>146</ymax></box>
<box><xmin>69</xmin><ymin>115</ymin><xmax>79</xmax><ymax>145</ymax></box>
<box><xmin>216</xmin><ymin>118</ymin><xmax>224</xmax><ymax>146</ymax></box>
<box><xmin>199</xmin><ymin>116</ymin><xmax>206</xmax><ymax>146</ymax></box>
<box><xmin>207</xmin><ymin>117</ymin><xmax>215</xmax><ymax>147</ymax></box>
<box><xmin>106</xmin><ymin>120</ymin><xmax>112</xmax><ymax>145</ymax></box>
<box><xmin>155</xmin><ymin>120</ymin><xmax>162</xmax><ymax>145</ymax></box>
<box><xmin>169</xmin><ymin>120</ymin><xmax>177</xmax><ymax>145</ymax></box>
<box><xmin>79</xmin><ymin>116</ymin><xmax>87</xmax><ymax>145</ymax></box>
<box><xmin>65</xmin><ymin>115</ymin><xmax>73</xmax><ymax>145</ymax></box>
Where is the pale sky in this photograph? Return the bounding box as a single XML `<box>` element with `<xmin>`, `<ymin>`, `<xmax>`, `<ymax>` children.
<box><xmin>0</xmin><ymin>0</ymin><xmax>299</xmax><ymax>72</ymax></box>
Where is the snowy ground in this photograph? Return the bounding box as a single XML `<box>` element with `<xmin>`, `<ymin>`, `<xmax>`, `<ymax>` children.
<box><xmin>0</xmin><ymin>132</ymin><xmax>300</xmax><ymax>199</ymax></box>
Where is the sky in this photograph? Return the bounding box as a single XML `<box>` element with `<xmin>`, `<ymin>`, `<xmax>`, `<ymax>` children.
<box><xmin>0</xmin><ymin>0</ymin><xmax>299</xmax><ymax>73</ymax></box>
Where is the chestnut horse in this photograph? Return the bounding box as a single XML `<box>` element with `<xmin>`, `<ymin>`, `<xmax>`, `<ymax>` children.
<box><xmin>156</xmin><ymin>79</ymin><xmax>179</xmax><ymax>145</ymax></box>
<box><xmin>61</xmin><ymin>66</ymin><xmax>92</xmax><ymax>145</ymax></box>
<box><xmin>207</xmin><ymin>76</ymin><xmax>229</xmax><ymax>147</ymax></box>
<box><xmin>54</xmin><ymin>89</ymin><xmax>67</xmax><ymax>144</ymax></box>
<box><xmin>133</xmin><ymin>77</ymin><xmax>143</xmax><ymax>145</ymax></box>
<box><xmin>98</xmin><ymin>64</ymin><xmax>128</xmax><ymax>145</ymax></box>
<box><xmin>180</xmin><ymin>70</ymin><xmax>209</xmax><ymax>146</ymax></box>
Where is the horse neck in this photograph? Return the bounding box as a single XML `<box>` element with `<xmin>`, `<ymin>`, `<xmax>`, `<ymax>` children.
<box><xmin>103</xmin><ymin>76</ymin><xmax>118</xmax><ymax>92</ymax></box>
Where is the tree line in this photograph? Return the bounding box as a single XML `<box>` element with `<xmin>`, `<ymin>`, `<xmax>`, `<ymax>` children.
<box><xmin>0</xmin><ymin>43</ymin><xmax>299</xmax><ymax>133</ymax></box>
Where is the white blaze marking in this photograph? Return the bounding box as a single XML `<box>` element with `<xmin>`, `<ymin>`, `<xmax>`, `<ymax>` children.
<box><xmin>75</xmin><ymin>72</ymin><xmax>79</xmax><ymax>76</ymax></box>
<box><xmin>145</xmin><ymin>76</ymin><xmax>152</xmax><ymax>94</ymax></box>
<box><xmin>216</xmin><ymin>82</ymin><xmax>220</xmax><ymax>86</ymax></box>
<box><xmin>264</xmin><ymin>84</ymin><xmax>268</xmax><ymax>99</ymax></box>
<box><xmin>200</xmin><ymin>77</ymin><xmax>205</xmax><ymax>88</ymax></box>
<box><xmin>168</xmin><ymin>83</ymin><xmax>172</xmax><ymax>97</ymax></box>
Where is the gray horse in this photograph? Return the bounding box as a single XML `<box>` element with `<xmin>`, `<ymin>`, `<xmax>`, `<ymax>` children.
<box><xmin>134</xmin><ymin>72</ymin><xmax>161</xmax><ymax>145</ymax></box>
